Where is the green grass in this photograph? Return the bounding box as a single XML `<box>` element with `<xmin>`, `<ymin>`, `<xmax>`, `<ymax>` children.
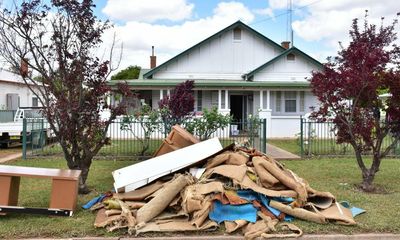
<box><xmin>1</xmin><ymin>157</ymin><xmax>400</xmax><ymax>238</ymax></box>
<box><xmin>268</xmin><ymin>139</ymin><xmax>301</xmax><ymax>155</ymax></box>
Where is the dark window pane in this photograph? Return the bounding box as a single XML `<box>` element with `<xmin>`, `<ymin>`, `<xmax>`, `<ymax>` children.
<box><xmin>285</xmin><ymin>100</ymin><xmax>296</xmax><ymax>112</ymax></box>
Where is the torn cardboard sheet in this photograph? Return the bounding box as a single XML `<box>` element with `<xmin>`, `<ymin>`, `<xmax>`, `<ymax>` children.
<box><xmin>260</xmin><ymin>223</ymin><xmax>303</xmax><ymax>239</ymax></box>
<box><xmin>253</xmin><ymin>156</ymin><xmax>308</xmax><ymax>207</ymax></box>
<box><xmin>269</xmin><ymin>200</ymin><xmax>326</xmax><ymax>224</ymax></box>
<box><xmin>205</xmin><ymin>151</ymin><xmax>249</xmax><ymax>169</ymax></box>
<box><xmin>319</xmin><ymin>202</ymin><xmax>356</xmax><ymax>225</ymax></box>
<box><xmin>136</xmin><ymin>174</ymin><xmax>193</xmax><ymax>224</ymax></box>
<box><xmin>135</xmin><ymin>219</ymin><xmax>218</xmax><ymax>234</ymax></box>
<box><xmin>204</xmin><ymin>164</ymin><xmax>298</xmax><ymax>198</ymax></box>
<box><xmin>113</xmin><ymin>137</ymin><xmax>223</xmax><ymax>192</ymax></box>
<box><xmin>114</xmin><ymin>181</ymin><xmax>164</xmax><ymax>201</ymax></box>
<box><xmin>224</xmin><ymin>220</ymin><xmax>248</xmax><ymax>233</ymax></box>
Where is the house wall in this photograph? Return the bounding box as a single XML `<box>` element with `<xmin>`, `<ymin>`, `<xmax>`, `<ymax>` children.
<box><xmin>270</xmin><ymin>116</ymin><xmax>300</xmax><ymax>138</ymax></box>
<box><xmin>153</xmin><ymin>28</ymin><xmax>281</xmax><ymax>80</ymax></box>
<box><xmin>253</xmin><ymin>53</ymin><xmax>316</xmax><ymax>82</ymax></box>
<box><xmin>0</xmin><ymin>82</ymin><xmax>38</xmax><ymax>110</ymax></box>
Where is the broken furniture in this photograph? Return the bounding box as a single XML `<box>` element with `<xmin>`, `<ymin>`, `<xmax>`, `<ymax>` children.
<box><xmin>0</xmin><ymin>165</ymin><xmax>81</xmax><ymax>216</ymax></box>
<box><xmin>113</xmin><ymin>137</ymin><xmax>223</xmax><ymax>193</ymax></box>
<box><xmin>153</xmin><ymin>125</ymin><xmax>200</xmax><ymax>157</ymax></box>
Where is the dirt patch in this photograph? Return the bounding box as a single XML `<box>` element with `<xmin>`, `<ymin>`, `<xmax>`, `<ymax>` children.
<box><xmin>353</xmin><ymin>184</ymin><xmax>392</xmax><ymax>194</ymax></box>
<box><xmin>0</xmin><ymin>145</ymin><xmax>22</xmax><ymax>162</ymax></box>
<box><xmin>0</xmin><ymin>149</ymin><xmax>21</xmax><ymax>158</ymax></box>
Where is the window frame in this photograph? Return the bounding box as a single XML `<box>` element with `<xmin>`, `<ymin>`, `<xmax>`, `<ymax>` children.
<box><xmin>286</xmin><ymin>53</ymin><xmax>295</xmax><ymax>61</ymax></box>
<box><xmin>32</xmin><ymin>97</ymin><xmax>38</xmax><ymax>107</ymax></box>
<box><xmin>284</xmin><ymin>91</ymin><xmax>297</xmax><ymax>113</ymax></box>
<box><xmin>196</xmin><ymin>90</ymin><xmax>203</xmax><ymax>111</ymax></box>
<box><xmin>233</xmin><ymin>27</ymin><xmax>242</xmax><ymax>42</ymax></box>
<box><xmin>274</xmin><ymin>91</ymin><xmax>306</xmax><ymax>114</ymax></box>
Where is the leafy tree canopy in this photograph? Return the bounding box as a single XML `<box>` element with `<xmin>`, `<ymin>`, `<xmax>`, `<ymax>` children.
<box><xmin>111</xmin><ymin>65</ymin><xmax>141</xmax><ymax>80</ymax></box>
<box><xmin>158</xmin><ymin>80</ymin><xmax>195</xmax><ymax>133</ymax></box>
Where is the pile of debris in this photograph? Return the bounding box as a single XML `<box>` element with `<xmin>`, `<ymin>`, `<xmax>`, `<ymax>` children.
<box><xmin>91</xmin><ymin>126</ymin><xmax>362</xmax><ymax>239</ymax></box>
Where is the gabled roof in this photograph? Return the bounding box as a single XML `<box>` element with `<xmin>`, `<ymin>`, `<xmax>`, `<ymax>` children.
<box><xmin>243</xmin><ymin>47</ymin><xmax>323</xmax><ymax>79</ymax></box>
<box><xmin>143</xmin><ymin>20</ymin><xmax>287</xmax><ymax>79</ymax></box>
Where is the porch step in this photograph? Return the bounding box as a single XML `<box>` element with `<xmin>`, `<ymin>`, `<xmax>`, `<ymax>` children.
<box><xmin>266</xmin><ymin>143</ymin><xmax>301</xmax><ymax>160</ymax></box>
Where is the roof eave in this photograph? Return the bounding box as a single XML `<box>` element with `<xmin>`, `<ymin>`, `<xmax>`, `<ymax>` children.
<box><xmin>244</xmin><ymin>47</ymin><xmax>323</xmax><ymax>79</ymax></box>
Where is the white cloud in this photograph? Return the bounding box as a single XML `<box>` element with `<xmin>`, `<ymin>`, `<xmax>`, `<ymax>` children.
<box><xmin>268</xmin><ymin>0</ymin><xmax>289</xmax><ymax>10</ymax></box>
<box><xmin>254</xmin><ymin>7</ymin><xmax>274</xmax><ymax>18</ymax></box>
<box><xmin>102</xmin><ymin>1</ymin><xmax>255</xmax><ymax>71</ymax></box>
<box><xmin>102</xmin><ymin>0</ymin><xmax>194</xmax><ymax>23</ymax></box>
<box><xmin>266</xmin><ymin>0</ymin><xmax>400</xmax><ymax>59</ymax></box>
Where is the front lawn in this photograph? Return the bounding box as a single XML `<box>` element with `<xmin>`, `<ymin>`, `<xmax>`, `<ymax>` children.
<box><xmin>0</xmin><ymin>157</ymin><xmax>399</xmax><ymax>238</ymax></box>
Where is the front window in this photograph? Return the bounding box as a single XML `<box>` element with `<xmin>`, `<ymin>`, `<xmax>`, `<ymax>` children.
<box><xmin>274</xmin><ymin>91</ymin><xmax>306</xmax><ymax>114</ymax></box>
<box><xmin>32</xmin><ymin>97</ymin><xmax>38</xmax><ymax>107</ymax></box>
<box><xmin>284</xmin><ymin>91</ymin><xmax>297</xmax><ymax>112</ymax></box>
<box><xmin>233</xmin><ymin>27</ymin><xmax>241</xmax><ymax>41</ymax></box>
<box><xmin>196</xmin><ymin>90</ymin><xmax>202</xmax><ymax>111</ymax></box>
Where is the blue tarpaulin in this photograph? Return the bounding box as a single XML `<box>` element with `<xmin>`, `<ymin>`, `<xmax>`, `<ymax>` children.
<box><xmin>236</xmin><ymin>190</ymin><xmax>294</xmax><ymax>221</ymax></box>
<box><xmin>209</xmin><ymin>201</ymin><xmax>258</xmax><ymax>223</ymax></box>
<box><xmin>82</xmin><ymin>194</ymin><xmax>107</xmax><ymax>209</ymax></box>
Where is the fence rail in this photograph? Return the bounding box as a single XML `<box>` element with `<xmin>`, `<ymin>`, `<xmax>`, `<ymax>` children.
<box><xmin>23</xmin><ymin>118</ymin><xmax>267</xmax><ymax>159</ymax></box>
<box><xmin>300</xmin><ymin>117</ymin><xmax>400</xmax><ymax>157</ymax></box>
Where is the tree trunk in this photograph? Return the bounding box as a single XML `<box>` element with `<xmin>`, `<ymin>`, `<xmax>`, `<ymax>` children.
<box><xmin>78</xmin><ymin>166</ymin><xmax>91</xmax><ymax>194</ymax></box>
<box><xmin>361</xmin><ymin>169</ymin><xmax>376</xmax><ymax>192</ymax></box>
<box><xmin>360</xmin><ymin>154</ymin><xmax>381</xmax><ymax>192</ymax></box>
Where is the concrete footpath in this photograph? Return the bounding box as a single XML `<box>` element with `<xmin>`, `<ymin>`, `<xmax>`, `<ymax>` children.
<box><xmin>22</xmin><ymin>234</ymin><xmax>400</xmax><ymax>240</ymax></box>
<box><xmin>0</xmin><ymin>152</ymin><xmax>22</xmax><ymax>163</ymax></box>
<box><xmin>266</xmin><ymin>143</ymin><xmax>301</xmax><ymax>160</ymax></box>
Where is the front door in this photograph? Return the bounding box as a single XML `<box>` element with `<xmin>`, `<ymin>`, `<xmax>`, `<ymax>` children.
<box><xmin>230</xmin><ymin>95</ymin><xmax>243</xmax><ymax>123</ymax></box>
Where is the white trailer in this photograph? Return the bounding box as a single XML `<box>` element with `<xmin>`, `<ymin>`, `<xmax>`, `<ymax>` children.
<box><xmin>0</xmin><ymin>108</ymin><xmax>49</xmax><ymax>148</ymax></box>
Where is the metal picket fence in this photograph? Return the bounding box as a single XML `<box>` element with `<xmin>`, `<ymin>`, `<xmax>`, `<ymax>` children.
<box><xmin>22</xmin><ymin>118</ymin><xmax>49</xmax><ymax>159</ymax></box>
<box><xmin>23</xmin><ymin>118</ymin><xmax>267</xmax><ymax>159</ymax></box>
<box><xmin>299</xmin><ymin>116</ymin><xmax>400</xmax><ymax>157</ymax></box>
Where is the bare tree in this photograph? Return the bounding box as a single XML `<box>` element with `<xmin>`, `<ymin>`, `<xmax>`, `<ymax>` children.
<box><xmin>0</xmin><ymin>0</ymin><xmax>130</xmax><ymax>193</ymax></box>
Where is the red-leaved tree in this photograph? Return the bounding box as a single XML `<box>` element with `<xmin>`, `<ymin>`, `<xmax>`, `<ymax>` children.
<box><xmin>158</xmin><ymin>80</ymin><xmax>195</xmax><ymax>133</ymax></box>
<box><xmin>310</xmin><ymin>11</ymin><xmax>400</xmax><ymax>191</ymax></box>
<box><xmin>0</xmin><ymin>0</ymin><xmax>130</xmax><ymax>193</ymax></box>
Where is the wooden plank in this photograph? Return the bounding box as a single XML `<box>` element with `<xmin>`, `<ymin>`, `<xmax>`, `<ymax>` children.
<box><xmin>0</xmin><ymin>176</ymin><xmax>20</xmax><ymax>206</ymax></box>
<box><xmin>0</xmin><ymin>165</ymin><xmax>81</xmax><ymax>180</ymax></box>
<box><xmin>50</xmin><ymin>178</ymin><xmax>79</xmax><ymax>211</ymax></box>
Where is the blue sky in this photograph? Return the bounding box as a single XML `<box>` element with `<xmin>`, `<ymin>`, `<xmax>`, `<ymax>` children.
<box><xmin>2</xmin><ymin>0</ymin><xmax>399</xmax><ymax>71</ymax></box>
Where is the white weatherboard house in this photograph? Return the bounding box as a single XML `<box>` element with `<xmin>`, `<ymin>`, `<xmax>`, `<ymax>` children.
<box><xmin>0</xmin><ymin>69</ymin><xmax>40</xmax><ymax>110</ymax></box>
<box><xmin>110</xmin><ymin>21</ymin><xmax>322</xmax><ymax>138</ymax></box>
